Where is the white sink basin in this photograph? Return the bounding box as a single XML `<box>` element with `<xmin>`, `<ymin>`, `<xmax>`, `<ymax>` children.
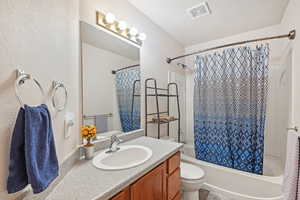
<box><xmin>92</xmin><ymin>145</ymin><xmax>153</xmax><ymax>170</ymax></box>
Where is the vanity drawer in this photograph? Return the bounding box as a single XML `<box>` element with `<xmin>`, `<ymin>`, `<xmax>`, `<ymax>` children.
<box><xmin>111</xmin><ymin>187</ymin><xmax>130</xmax><ymax>200</ymax></box>
<box><xmin>167</xmin><ymin>168</ymin><xmax>181</xmax><ymax>200</ymax></box>
<box><xmin>167</xmin><ymin>152</ymin><xmax>180</xmax><ymax>174</ymax></box>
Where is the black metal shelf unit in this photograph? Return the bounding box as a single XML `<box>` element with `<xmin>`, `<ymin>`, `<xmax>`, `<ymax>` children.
<box><xmin>131</xmin><ymin>80</ymin><xmax>141</xmax><ymax>128</ymax></box>
<box><xmin>145</xmin><ymin>78</ymin><xmax>181</xmax><ymax>142</ymax></box>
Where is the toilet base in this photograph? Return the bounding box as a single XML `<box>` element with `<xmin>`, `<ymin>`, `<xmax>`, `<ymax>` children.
<box><xmin>183</xmin><ymin>190</ymin><xmax>199</xmax><ymax>200</ymax></box>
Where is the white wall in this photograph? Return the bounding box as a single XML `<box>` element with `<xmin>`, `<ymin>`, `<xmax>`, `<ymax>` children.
<box><xmin>184</xmin><ymin>24</ymin><xmax>293</xmax><ymax>168</ymax></box>
<box><xmin>80</xmin><ymin>0</ymin><xmax>186</xmax><ymax>139</ymax></box>
<box><xmin>0</xmin><ymin>0</ymin><xmax>80</xmax><ymax>199</ymax></box>
<box><xmin>82</xmin><ymin>42</ymin><xmax>137</xmax><ymax>131</ymax></box>
<box><xmin>0</xmin><ymin>0</ymin><xmax>185</xmax><ymax>199</ymax></box>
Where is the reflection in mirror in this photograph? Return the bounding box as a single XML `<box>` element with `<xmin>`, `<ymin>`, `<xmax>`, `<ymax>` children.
<box><xmin>80</xmin><ymin>22</ymin><xmax>141</xmax><ymax>138</ymax></box>
<box><xmin>114</xmin><ymin>64</ymin><xmax>141</xmax><ymax>132</ymax></box>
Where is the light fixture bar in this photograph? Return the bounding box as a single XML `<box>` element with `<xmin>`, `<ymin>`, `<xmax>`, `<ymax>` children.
<box><xmin>96</xmin><ymin>11</ymin><xmax>146</xmax><ymax>46</ymax></box>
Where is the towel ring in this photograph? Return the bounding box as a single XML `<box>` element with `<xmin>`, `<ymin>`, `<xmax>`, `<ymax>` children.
<box><xmin>15</xmin><ymin>69</ymin><xmax>45</xmax><ymax>107</ymax></box>
<box><xmin>51</xmin><ymin>81</ymin><xmax>68</xmax><ymax>111</ymax></box>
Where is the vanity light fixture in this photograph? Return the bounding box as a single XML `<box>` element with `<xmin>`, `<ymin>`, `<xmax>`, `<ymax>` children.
<box><xmin>96</xmin><ymin>11</ymin><xmax>146</xmax><ymax>46</ymax></box>
<box><xmin>129</xmin><ymin>27</ymin><xmax>138</xmax><ymax>36</ymax></box>
<box><xmin>117</xmin><ymin>21</ymin><xmax>127</xmax><ymax>31</ymax></box>
<box><xmin>104</xmin><ymin>13</ymin><xmax>116</xmax><ymax>24</ymax></box>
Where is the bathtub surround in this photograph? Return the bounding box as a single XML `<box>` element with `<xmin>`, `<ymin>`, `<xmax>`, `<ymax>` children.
<box><xmin>283</xmin><ymin>130</ymin><xmax>300</xmax><ymax>200</ymax></box>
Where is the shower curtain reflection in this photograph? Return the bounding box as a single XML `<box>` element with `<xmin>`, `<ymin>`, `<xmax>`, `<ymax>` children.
<box><xmin>115</xmin><ymin>68</ymin><xmax>141</xmax><ymax>132</ymax></box>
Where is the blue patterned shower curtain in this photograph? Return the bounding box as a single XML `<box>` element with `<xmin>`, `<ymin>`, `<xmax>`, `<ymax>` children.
<box><xmin>116</xmin><ymin>68</ymin><xmax>141</xmax><ymax>132</ymax></box>
<box><xmin>194</xmin><ymin>45</ymin><xmax>269</xmax><ymax>174</ymax></box>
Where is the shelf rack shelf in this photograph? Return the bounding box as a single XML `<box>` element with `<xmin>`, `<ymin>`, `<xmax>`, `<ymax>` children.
<box><xmin>145</xmin><ymin>78</ymin><xmax>181</xmax><ymax>142</ymax></box>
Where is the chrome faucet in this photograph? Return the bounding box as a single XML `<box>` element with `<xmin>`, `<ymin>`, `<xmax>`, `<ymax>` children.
<box><xmin>106</xmin><ymin>135</ymin><xmax>122</xmax><ymax>153</ymax></box>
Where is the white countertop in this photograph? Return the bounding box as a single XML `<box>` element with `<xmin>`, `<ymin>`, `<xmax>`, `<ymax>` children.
<box><xmin>46</xmin><ymin>137</ymin><xmax>183</xmax><ymax>200</ymax></box>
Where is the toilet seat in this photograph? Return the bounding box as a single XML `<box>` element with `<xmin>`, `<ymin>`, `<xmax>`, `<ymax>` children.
<box><xmin>180</xmin><ymin>162</ymin><xmax>205</xmax><ymax>180</ymax></box>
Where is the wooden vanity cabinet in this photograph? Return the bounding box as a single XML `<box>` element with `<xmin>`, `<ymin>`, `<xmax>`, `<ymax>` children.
<box><xmin>131</xmin><ymin>162</ymin><xmax>167</xmax><ymax>200</ymax></box>
<box><xmin>110</xmin><ymin>152</ymin><xmax>181</xmax><ymax>200</ymax></box>
<box><xmin>167</xmin><ymin>152</ymin><xmax>181</xmax><ymax>200</ymax></box>
<box><xmin>110</xmin><ymin>187</ymin><xmax>130</xmax><ymax>200</ymax></box>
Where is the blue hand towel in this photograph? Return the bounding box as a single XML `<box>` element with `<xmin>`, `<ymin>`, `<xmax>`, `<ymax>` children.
<box><xmin>24</xmin><ymin>104</ymin><xmax>59</xmax><ymax>193</ymax></box>
<box><xmin>7</xmin><ymin>108</ymin><xmax>28</xmax><ymax>193</ymax></box>
<box><xmin>7</xmin><ymin>104</ymin><xmax>59</xmax><ymax>194</ymax></box>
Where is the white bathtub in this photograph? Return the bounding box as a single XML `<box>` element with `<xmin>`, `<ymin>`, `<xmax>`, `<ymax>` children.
<box><xmin>182</xmin><ymin>145</ymin><xmax>283</xmax><ymax>200</ymax></box>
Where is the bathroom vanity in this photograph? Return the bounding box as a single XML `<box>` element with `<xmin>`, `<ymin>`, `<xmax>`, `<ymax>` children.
<box><xmin>45</xmin><ymin>136</ymin><xmax>183</xmax><ymax>200</ymax></box>
<box><xmin>111</xmin><ymin>152</ymin><xmax>181</xmax><ymax>200</ymax></box>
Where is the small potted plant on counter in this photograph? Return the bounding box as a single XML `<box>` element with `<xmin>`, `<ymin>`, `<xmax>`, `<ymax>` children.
<box><xmin>80</xmin><ymin>125</ymin><xmax>97</xmax><ymax>160</ymax></box>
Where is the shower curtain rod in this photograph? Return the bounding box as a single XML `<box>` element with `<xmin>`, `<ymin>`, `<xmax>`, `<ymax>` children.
<box><xmin>166</xmin><ymin>30</ymin><xmax>296</xmax><ymax>64</ymax></box>
<box><xmin>112</xmin><ymin>64</ymin><xmax>140</xmax><ymax>74</ymax></box>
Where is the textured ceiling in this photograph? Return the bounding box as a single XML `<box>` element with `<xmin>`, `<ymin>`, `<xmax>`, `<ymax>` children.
<box><xmin>128</xmin><ymin>0</ymin><xmax>290</xmax><ymax>46</ymax></box>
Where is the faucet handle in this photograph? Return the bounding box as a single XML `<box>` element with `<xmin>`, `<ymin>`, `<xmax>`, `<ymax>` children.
<box><xmin>106</xmin><ymin>134</ymin><xmax>122</xmax><ymax>153</ymax></box>
<box><xmin>110</xmin><ymin>134</ymin><xmax>122</xmax><ymax>144</ymax></box>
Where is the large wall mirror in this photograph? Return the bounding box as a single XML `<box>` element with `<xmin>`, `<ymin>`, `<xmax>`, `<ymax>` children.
<box><xmin>80</xmin><ymin>22</ymin><xmax>141</xmax><ymax>138</ymax></box>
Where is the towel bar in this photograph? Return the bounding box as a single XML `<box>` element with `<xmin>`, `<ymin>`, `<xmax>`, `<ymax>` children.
<box><xmin>287</xmin><ymin>126</ymin><xmax>298</xmax><ymax>132</ymax></box>
<box><xmin>83</xmin><ymin>113</ymin><xmax>113</xmax><ymax>119</ymax></box>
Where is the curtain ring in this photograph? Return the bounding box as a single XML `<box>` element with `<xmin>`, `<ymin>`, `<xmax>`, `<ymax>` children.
<box><xmin>51</xmin><ymin>81</ymin><xmax>68</xmax><ymax>111</ymax></box>
<box><xmin>15</xmin><ymin>69</ymin><xmax>45</xmax><ymax>108</ymax></box>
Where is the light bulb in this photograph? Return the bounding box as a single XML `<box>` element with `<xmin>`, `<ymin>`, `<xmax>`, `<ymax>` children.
<box><xmin>137</xmin><ymin>33</ymin><xmax>147</xmax><ymax>41</ymax></box>
<box><xmin>129</xmin><ymin>27</ymin><xmax>138</xmax><ymax>36</ymax></box>
<box><xmin>118</xmin><ymin>21</ymin><xmax>127</xmax><ymax>31</ymax></box>
<box><xmin>104</xmin><ymin>13</ymin><xmax>115</xmax><ymax>24</ymax></box>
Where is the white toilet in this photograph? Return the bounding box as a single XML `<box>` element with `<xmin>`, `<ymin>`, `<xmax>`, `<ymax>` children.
<box><xmin>180</xmin><ymin>162</ymin><xmax>205</xmax><ymax>200</ymax></box>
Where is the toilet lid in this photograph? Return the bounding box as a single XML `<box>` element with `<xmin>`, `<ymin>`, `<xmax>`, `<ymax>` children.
<box><xmin>180</xmin><ymin>162</ymin><xmax>205</xmax><ymax>180</ymax></box>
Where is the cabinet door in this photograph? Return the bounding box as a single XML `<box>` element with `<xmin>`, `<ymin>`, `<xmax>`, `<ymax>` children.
<box><xmin>167</xmin><ymin>168</ymin><xmax>181</xmax><ymax>200</ymax></box>
<box><xmin>111</xmin><ymin>187</ymin><xmax>130</xmax><ymax>200</ymax></box>
<box><xmin>131</xmin><ymin>162</ymin><xmax>167</xmax><ymax>200</ymax></box>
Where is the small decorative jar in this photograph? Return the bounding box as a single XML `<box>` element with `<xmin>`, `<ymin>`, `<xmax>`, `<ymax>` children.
<box><xmin>84</xmin><ymin>144</ymin><xmax>95</xmax><ymax>160</ymax></box>
<box><xmin>80</xmin><ymin>125</ymin><xmax>97</xmax><ymax>160</ymax></box>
